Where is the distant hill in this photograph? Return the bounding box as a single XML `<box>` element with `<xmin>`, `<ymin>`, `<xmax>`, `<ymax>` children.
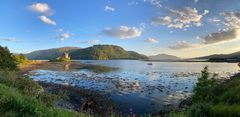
<box><xmin>26</xmin><ymin>45</ymin><xmax>148</xmax><ymax>60</ymax></box>
<box><xmin>70</xmin><ymin>45</ymin><xmax>148</xmax><ymax>60</ymax></box>
<box><xmin>25</xmin><ymin>47</ymin><xmax>80</xmax><ymax>60</ymax></box>
<box><xmin>196</xmin><ymin>51</ymin><xmax>240</xmax><ymax>62</ymax></box>
<box><xmin>148</xmin><ymin>54</ymin><xmax>180</xmax><ymax>61</ymax></box>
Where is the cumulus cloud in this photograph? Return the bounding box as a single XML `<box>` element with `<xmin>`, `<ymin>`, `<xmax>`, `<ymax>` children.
<box><xmin>143</xmin><ymin>0</ymin><xmax>162</xmax><ymax>8</ymax></box>
<box><xmin>38</xmin><ymin>16</ymin><xmax>56</xmax><ymax>25</ymax></box>
<box><xmin>200</xmin><ymin>29</ymin><xmax>239</xmax><ymax>44</ymax></box>
<box><xmin>0</xmin><ymin>38</ymin><xmax>21</xmax><ymax>43</ymax></box>
<box><xmin>145</xmin><ymin>38</ymin><xmax>159</xmax><ymax>43</ymax></box>
<box><xmin>199</xmin><ymin>11</ymin><xmax>240</xmax><ymax>44</ymax></box>
<box><xmin>59</xmin><ymin>32</ymin><xmax>72</xmax><ymax>41</ymax></box>
<box><xmin>208</xmin><ymin>17</ymin><xmax>221</xmax><ymax>23</ymax></box>
<box><xmin>28</xmin><ymin>3</ymin><xmax>52</xmax><ymax>15</ymax></box>
<box><xmin>152</xmin><ymin>7</ymin><xmax>209</xmax><ymax>29</ymax></box>
<box><xmin>169</xmin><ymin>11</ymin><xmax>240</xmax><ymax>50</ymax></box>
<box><xmin>223</xmin><ymin>11</ymin><xmax>240</xmax><ymax>28</ymax></box>
<box><xmin>194</xmin><ymin>0</ymin><xmax>199</xmax><ymax>3</ymax></box>
<box><xmin>103</xmin><ymin>26</ymin><xmax>142</xmax><ymax>39</ymax></box>
<box><xmin>56</xmin><ymin>29</ymin><xmax>64</xmax><ymax>32</ymax></box>
<box><xmin>128</xmin><ymin>1</ymin><xmax>139</xmax><ymax>6</ymax></box>
<box><xmin>168</xmin><ymin>41</ymin><xmax>195</xmax><ymax>50</ymax></box>
<box><xmin>105</xmin><ymin>6</ymin><xmax>115</xmax><ymax>12</ymax></box>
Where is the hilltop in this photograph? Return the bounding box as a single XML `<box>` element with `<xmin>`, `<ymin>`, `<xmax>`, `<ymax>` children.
<box><xmin>25</xmin><ymin>47</ymin><xmax>80</xmax><ymax>60</ymax></box>
<box><xmin>148</xmin><ymin>54</ymin><xmax>180</xmax><ymax>61</ymax></box>
<box><xmin>26</xmin><ymin>45</ymin><xmax>148</xmax><ymax>60</ymax></box>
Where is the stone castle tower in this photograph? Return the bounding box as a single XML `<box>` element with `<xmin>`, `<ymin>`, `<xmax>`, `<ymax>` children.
<box><xmin>63</xmin><ymin>52</ymin><xmax>70</xmax><ymax>59</ymax></box>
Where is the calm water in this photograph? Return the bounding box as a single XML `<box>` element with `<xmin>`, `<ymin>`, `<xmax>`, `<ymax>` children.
<box><xmin>29</xmin><ymin>60</ymin><xmax>239</xmax><ymax>114</ymax></box>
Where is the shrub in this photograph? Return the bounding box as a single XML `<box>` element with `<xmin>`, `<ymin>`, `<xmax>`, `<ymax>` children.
<box><xmin>15</xmin><ymin>54</ymin><xmax>28</xmax><ymax>64</ymax></box>
<box><xmin>37</xmin><ymin>92</ymin><xmax>58</xmax><ymax>107</ymax></box>
<box><xmin>0</xmin><ymin>84</ymin><xmax>82</xmax><ymax>117</ymax></box>
<box><xmin>187</xmin><ymin>103</ymin><xmax>211</xmax><ymax>117</ymax></box>
<box><xmin>0</xmin><ymin>70</ymin><xmax>43</xmax><ymax>97</ymax></box>
<box><xmin>192</xmin><ymin>66</ymin><xmax>216</xmax><ymax>103</ymax></box>
<box><xmin>0</xmin><ymin>46</ymin><xmax>17</xmax><ymax>70</ymax></box>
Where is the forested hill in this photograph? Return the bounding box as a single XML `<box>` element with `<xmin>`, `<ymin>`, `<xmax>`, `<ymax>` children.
<box><xmin>196</xmin><ymin>51</ymin><xmax>240</xmax><ymax>62</ymax></box>
<box><xmin>26</xmin><ymin>45</ymin><xmax>148</xmax><ymax>60</ymax></box>
<box><xmin>69</xmin><ymin>45</ymin><xmax>148</xmax><ymax>60</ymax></box>
<box><xmin>25</xmin><ymin>47</ymin><xmax>80</xmax><ymax>60</ymax></box>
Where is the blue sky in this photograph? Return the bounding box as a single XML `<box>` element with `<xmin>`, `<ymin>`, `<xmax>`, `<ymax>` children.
<box><xmin>0</xmin><ymin>0</ymin><xmax>240</xmax><ymax>58</ymax></box>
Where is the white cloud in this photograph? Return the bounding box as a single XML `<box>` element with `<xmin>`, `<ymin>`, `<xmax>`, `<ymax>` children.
<box><xmin>200</xmin><ymin>11</ymin><xmax>240</xmax><ymax>44</ymax></box>
<box><xmin>208</xmin><ymin>17</ymin><xmax>221</xmax><ymax>23</ymax></box>
<box><xmin>152</xmin><ymin>7</ymin><xmax>209</xmax><ymax>29</ymax></box>
<box><xmin>0</xmin><ymin>38</ymin><xmax>21</xmax><ymax>43</ymax></box>
<box><xmin>59</xmin><ymin>32</ymin><xmax>72</xmax><ymax>41</ymax></box>
<box><xmin>105</xmin><ymin>6</ymin><xmax>115</xmax><ymax>12</ymax></box>
<box><xmin>56</xmin><ymin>29</ymin><xmax>64</xmax><ymax>32</ymax></box>
<box><xmin>145</xmin><ymin>38</ymin><xmax>159</xmax><ymax>43</ymax></box>
<box><xmin>128</xmin><ymin>1</ymin><xmax>139</xmax><ymax>6</ymax></box>
<box><xmin>194</xmin><ymin>0</ymin><xmax>199</xmax><ymax>3</ymax></box>
<box><xmin>143</xmin><ymin>0</ymin><xmax>162</xmax><ymax>8</ymax></box>
<box><xmin>200</xmin><ymin>28</ymin><xmax>240</xmax><ymax>44</ymax></box>
<box><xmin>168</xmin><ymin>11</ymin><xmax>240</xmax><ymax>50</ymax></box>
<box><xmin>38</xmin><ymin>16</ymin><xmax>56</xmax><ymax>25</ymax></box>
<box><xmin>168</xmin><ymin>41</ymin><xmax>196</xmax><ymax>50</ymax></box>
<box><xmin>103</xmin><ymin>26</ymin><xmax>142</xmax><ymax>39</ymax></box>
<box><xmin>28</xmin><ymin>3</ymin><xmax>52</xmax><ymax>15</ymax></box>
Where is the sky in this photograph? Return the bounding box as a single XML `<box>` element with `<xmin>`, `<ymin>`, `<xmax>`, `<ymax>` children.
<box><xmin>0</xmin><ymin>0</ymin><xmax>240</xmax><ymax>58</ymax></box>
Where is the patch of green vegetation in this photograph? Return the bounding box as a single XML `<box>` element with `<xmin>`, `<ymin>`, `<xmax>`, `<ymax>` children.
<box><xmin>15</xmin><ymin>54</ymin><xmax>29</xmax><ymax>64</ymax></box>
<box><xmin>0</xmin><ymin>84</ymin><xmax>83</xmax><ymax>117</ymax></box>
<box><xmin>0</xmin><ymin>70</ymin><xmax>43</xmax><ymax>97</ymax></box>
<box><xmin>0</xmin><ymin>45</ymin><xmax>87</xmax><ymax>116</ymax></box>
<box><xmin>50</xmin><ymin>57</ymin><xmax>71</xmax><ymax>62</ymax></box>
<box><xmin>172</xmin><ymin>65</ymin><xmax>240</xmax><ymax>117</ymax></box>
<box><xmin>80</xmin><ymin>64</ymin><xmax>117</xmax><ymax>73</ymax></box>
<box><xmin>0</xmin><ymin>46</ymin><xmax>17</xmax><ymax>70</ymax></box>
<box><xmin>70</xmin><ymin>45</ymin><xmax>148</xmax><ymax>60</ymax></box>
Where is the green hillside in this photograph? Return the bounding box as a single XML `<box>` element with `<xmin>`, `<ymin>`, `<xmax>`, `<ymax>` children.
<box><xmin>70</xmin><ymin>45</ymin><xmax>148</xmax><ymax>60</ymax></box>
<box><xmin>25</xmin><ymin>47</ymin><xmax>80</xmax><ymax>60</ymax></box>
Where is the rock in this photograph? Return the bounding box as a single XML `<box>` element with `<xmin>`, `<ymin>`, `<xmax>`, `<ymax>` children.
<box><xmin>178</xmin><ymin>97</ymin><xmax>192</xmax><ymax>109</ymax></box>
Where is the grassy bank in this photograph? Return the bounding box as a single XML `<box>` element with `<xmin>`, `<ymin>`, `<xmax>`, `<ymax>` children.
<box><xmin>170</xmin><ymin>67</ymin><xmax>240</xmax><ymax>117</ymax></box>
<box><xmin>0</xmin><ymin>70</ymin><xmax>88</xmax><ymax>117</ymax></box>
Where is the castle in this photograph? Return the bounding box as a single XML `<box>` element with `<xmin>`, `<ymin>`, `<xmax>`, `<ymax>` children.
<box><xmin>63</xmin><ymin>52</ymin><xmax>70</xmax><ymax>59</ymax></box>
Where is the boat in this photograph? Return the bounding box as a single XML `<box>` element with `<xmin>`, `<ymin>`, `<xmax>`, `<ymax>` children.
<box><xmin>147</xmin><ymin>63</ymin><xmax>153</xmax><ymax>65</ymax></box>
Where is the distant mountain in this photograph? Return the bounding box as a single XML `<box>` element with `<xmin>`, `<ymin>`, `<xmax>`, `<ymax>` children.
<box><xmin>26</xmin><ymin>47</ymin><xmax>80</xmax><ymax>60</ymax></box>
<box><xmin>196</xmin><ymin>51</ymin><xmax>240</xmax><ymax>62</ymax></box>
<box><xmin>26</xmin><ymin>45</ymin><xmax>148</xmax><ymax>60</ymax></box>
<box><xmin>70</xmin><ymin>45</ymin><xmax>148</xmax><ymax>60</ymax></box>
<box><xmin>148</xmin><ymin>54</ymin><xmax>180</xmax><ymax>61</ymax></box>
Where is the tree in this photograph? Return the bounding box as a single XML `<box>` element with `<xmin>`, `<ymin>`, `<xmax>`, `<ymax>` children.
<box><xmin>192</xmin><ymin>66</ymin><xmax>216</xmax><ymax>103</ymax></box>
<box><xmin>0</xmin><ymin>46</ymin><xmax>17</xmax><ymax>70</ymax></box>
<box><xmin>15</xmin><ymin>54</ymin><xmax>28</xmax><ymax>64</ymax></box>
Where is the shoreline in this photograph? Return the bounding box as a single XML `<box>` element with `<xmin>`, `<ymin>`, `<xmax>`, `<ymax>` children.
<box><xmin>17</xmin><ymin>61</ymin><xmax>117</xmax><ymax>116</ymax></box>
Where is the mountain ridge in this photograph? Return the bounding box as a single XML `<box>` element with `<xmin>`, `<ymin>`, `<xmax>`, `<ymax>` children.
<box><xmin>148</xmin><ymin>53</ymin><xmax>180</xmax><ymax>61</ymax></box>
<box><xmin>26</xmin><ymin>45</ymin><xmax>148</xmax><ymax>60</ymax></box>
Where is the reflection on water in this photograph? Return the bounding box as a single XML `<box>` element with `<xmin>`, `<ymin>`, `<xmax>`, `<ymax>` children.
<box><xmin>29</xmin><ymin>60</ymin><xmax>239</xmax><ymax>114</ymax></box>
<box><xmin>63</xmin><ymin>63</ymin><xmax>70</xmax><ymax>70</ymax></box>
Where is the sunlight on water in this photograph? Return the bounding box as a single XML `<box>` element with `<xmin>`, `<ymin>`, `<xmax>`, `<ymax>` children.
<box><xmin>29</xmin><ymin>60</ymin><xmax>239</xmax><ymax>114</ymax></box>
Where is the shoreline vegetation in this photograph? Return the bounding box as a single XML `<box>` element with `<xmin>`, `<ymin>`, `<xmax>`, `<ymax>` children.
<box><xmin>1</xmin><ymin>45</ymin><xmax>240</xmax><ymax>116</ymax></box>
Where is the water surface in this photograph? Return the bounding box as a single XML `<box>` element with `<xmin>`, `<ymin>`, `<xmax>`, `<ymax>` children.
<box><xmin>29</xmin><ymin>60</ymin><xmax>239</xmax><ymax>114</ymax></box>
